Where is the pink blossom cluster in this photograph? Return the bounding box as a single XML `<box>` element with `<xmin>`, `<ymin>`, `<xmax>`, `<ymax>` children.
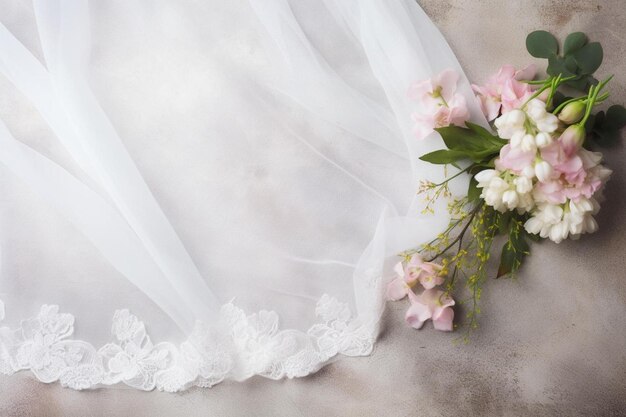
<box><xmin>386</xmin><ymin>254</ymin><xmax>454</xmax><ymax>331</ymax></box>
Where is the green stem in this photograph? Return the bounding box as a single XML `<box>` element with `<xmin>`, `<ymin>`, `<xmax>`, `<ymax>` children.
<box><xmin>427</xmin><ymin>205</ymin><xmax>480</xmax><ymax>262</ymax></box>
<box><xmin>580</xmin><ymin>84</ymin><xmax>599</xmax><ymax>126</ymax></box>
<box><xmin>523</xmin><ymin>78</ymin><xmax>552</xmax><ymax>85</ymax></box>
<box><xmin>433</xmin><ymin>166</ymin><xmax>471</xmax><ymax>187</ymax></box>
<box><xmin>522</xmin><ymin>74</ymin><xmax>577</xmax><ymax>109</ymax></box>
<box><xmin>545</xmin><ymin>75</ymin><xmax>561</xmax><ymax>109</ymax></box>
<box><xmin>553</xmin><ymin>96</ymin><xmax>586</xmax><ymax>114</ymax></box>
<box><xmin>522</xmin><ymin>84</ymin><xmax>551</xmax><ymax>108</ymax></box>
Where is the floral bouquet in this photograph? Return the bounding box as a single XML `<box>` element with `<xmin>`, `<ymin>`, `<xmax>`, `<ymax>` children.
<box><xmin>388</xmin><ymin>30</ymin><xmax>626</xmax><ymax>339</ymax></box>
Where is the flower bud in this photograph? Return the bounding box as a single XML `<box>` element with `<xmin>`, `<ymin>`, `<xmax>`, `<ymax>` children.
<box><xmin>558</xmin><ymin>101</ymin><xmax>586</xmax><ymax>125</ymax></box>
<box><xmin>514</xmin><ymin>176</ymin><xmax>533</xmax><ymax>194</ymax></box>
<box><xmin>535</xmin><ymin>132</ymin><xmax>553</xmax><ymax>148</ymax></box>
<box><xmin>510</xmin><ymin>131</ymin><xmax>525</xmax><ymax>148</ymax></box>
<box><xmin>559</xmin><ymin>124</ymin><xmax>586</xmax><ymax>157</ymax></box>
<box><xmin>534</xmin><ymin>160</ymin><xmax>553</xmax><ymax>183</ymax></box>
<box><xmin>521</xmin><ymin>165</ymin><xmax>535</xmax><ymax>178</ymax></box>
<box><xmin>507</xmin><ymin>110</ymin><xmax>526</xmax><ymax>126</ymax></box>
<box><xmin>502</xmin><ymin>190</ymin><xmax>519</xmax><ymax>209</ymax></box>
<box><xmin>582</xmin><ymin>216</ymin><xmax>598</xmax><ymax>234</ymax></box>
<box><xmin>520</xmin><ymin>134</ymin><xmax>537</xmax><ymax>152</ymax></box>
<box><xmin>474</xmin><ymin>169</ymin><xmax>498</xmax><ymax>184</ymax></box>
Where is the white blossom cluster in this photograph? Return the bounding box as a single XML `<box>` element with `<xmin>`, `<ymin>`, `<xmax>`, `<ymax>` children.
<box><xmin>476</xmin><ymin>99</ymin><xmax>611</xmax><ymax>243</ymax></box>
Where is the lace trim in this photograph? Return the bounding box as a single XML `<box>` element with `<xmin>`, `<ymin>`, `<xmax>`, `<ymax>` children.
<box><xmin>0</xmin><ymin>295</ymin><xmax>375</xmax><ymax>391</ymax></box>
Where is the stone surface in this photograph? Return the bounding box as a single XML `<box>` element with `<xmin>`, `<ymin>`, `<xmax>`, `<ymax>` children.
<box><xmin>1</xmin><ymin>0</ymin><xmax>625</xmax><ymax>416</ymax></box>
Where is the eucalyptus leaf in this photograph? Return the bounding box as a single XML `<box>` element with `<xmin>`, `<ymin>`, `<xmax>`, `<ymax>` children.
<box><xmin>526</xmin><ymin>30</ymin><xmax>559</xmax><ymax>58</ymax></box>
<box><xmin>563</xmin><ymin>32</ymin><xmax>588</xmax><ymax>55</ymax></box>
<box><xmin>547</xmin><ymin>55</ymin><xmax>574</xmax><ymax>77</ymax></box>
<box><xmin>605</xmin><ymin>105</ymin><xmax>626</xmax><ymax>130</ymax></box>
<box><xmin>573</xmin><ymin>42</ymin><xmax>603</xmax><ymax>74</ymax></box>
<box><xmin>564</xmin><ymin>55</ymin><xmax>579</xmax><ymax>73</ymax></box>
<box><xmin>588</xmin><ymin>105</ymin><xmax>626</xmax><ymax>147</ymax></box>
<box><xmin>565</xmin><ymin>76</ymin><xmax>590</xmax><ymax>91</ymax></box>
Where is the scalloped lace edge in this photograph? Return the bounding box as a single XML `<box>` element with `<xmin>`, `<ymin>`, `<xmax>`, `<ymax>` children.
<box><xmin>0</xmin><ymin>295</ymin><xmax>375</xmax><ymax>391</ymax></box>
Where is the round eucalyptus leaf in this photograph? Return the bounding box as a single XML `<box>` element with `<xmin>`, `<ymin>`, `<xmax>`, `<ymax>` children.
<box><xmin>563</xmin><ymin>32</ymin><xmax>588</xmax><ymax>55</ymax></box>
<box><xmin>526</xmin><ymin>30</ymin><xmax>559</xmax><ymax>58</ymax></box>
<box><xmin>565</xmin><ymin>76</ymin><xmax>590</xmax><ymax>92</ymax></box>
<box><xmin>564</xmin><ymin>55</ymin><xmax>579</xmax><ymax>73</ymax></box>
<box><xmin>605</xmin><ymin>105</ymin><xmax>626</xmax><ymax>130</ymax></box>
<box><xmin>573</xmin><ymin>42</ymin><xmax>603</xmax><ymax>74</ymax></box>
<box><xmin>547</xmin><ymin>56</ymin><xmax>574</xmax><ymax>77</ymax></box>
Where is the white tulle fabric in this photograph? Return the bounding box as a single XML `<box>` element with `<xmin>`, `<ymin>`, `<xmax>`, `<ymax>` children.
<box><xmin>0</xmin><ymin>0</ymin><xmax>482</xmax><ymax>391</ymax></box>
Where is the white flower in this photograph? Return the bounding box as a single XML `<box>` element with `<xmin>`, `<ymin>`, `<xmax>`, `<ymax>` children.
<box><xmin>474</xmin><ymin>169</ymin><xmax>498</xmax><ymax>184</ymax></box>
<box><xmin>511</xmin><ymin>133</ymin><xmax>537</xmax><ymax>153</ymax></box>
<box><xmin>521</xmin><ymin>165</ymin><xmax>536</xmax><ymax>178</ymax></box>
<box><xmin>482</xmin><ymin>176</ymin><xmax>510</xmax><ymax>211</ymax></box>
<box><xmin>502</xmin><ymin>190</ymin><xmax>519</xmax><ymax>209</ymax></box>
<box><xmin>525</xmin><ymin>99</ymin><xmax>559</xmax><ymax>133</ymax></box>
<box><xmin>475</xmin><ymin>169</ymin><xmax>534</xmax><ymax>213</ymax></box>
<box><xmin>514</xmin><ymin>176</ymin><xmax>533</xmax><ymax>194</ymax></box>
<box><xmin>524</xmin><ymin>198</ymin><xmax>598</xmax><ymax>243</ymax></box>
<box><xmin>534</xmin><ymin>132</ymin><xmax>553</xmax><ymax>148</ymax></box>
<box><xmin>581</xmin><ymin>215</ymin><xmax>599</xmax><ymax>234</ymax></box>
<box><xmin>494</xmin><ymin>109</ymin><xmax>526</xmax><ymax>139</ymax></box>
<box><xmin>534</xmin><ymin>160</ymin><xmax>553</xmax><ymax>183</ymax></box>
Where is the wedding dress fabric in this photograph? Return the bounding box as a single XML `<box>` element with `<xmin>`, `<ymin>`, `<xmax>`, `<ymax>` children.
<box><xmin>0</xmin><ymin>0</ymin><xmax>483</xmax><ymax>391</ymax></box>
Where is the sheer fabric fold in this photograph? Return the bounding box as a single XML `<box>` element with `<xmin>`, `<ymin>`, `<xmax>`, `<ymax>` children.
<box><xmin>0</xmin><ymin>0</ymin><xmax>483</xmax><ymax>391</ymax></box>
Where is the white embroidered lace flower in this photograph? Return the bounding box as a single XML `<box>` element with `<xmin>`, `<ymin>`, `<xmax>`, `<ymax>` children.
<box><xmin>0</xmin><ymin>295</ymin><xmax>374</xmax><ymax>392</ymax></box>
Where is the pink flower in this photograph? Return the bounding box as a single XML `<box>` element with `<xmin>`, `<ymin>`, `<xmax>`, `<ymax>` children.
<box><xmin>534</xmin><ymin>144</ymin><xmax>609</xmax><ymax>204</ymax></box>
<box><xmin>541</xmin><ymin>141</ymin><xmax>584</xmax><ymax>183</ymax></box>
<box><xmin>404</xmin><ymin>254</ymin><xmax>444</xmax><ymax>290</ymax></box>
<box><xmin>405</xmin><ymin>289</ymin><xmax>455</xmax><ymax>331</ymax></box>
<box><xmin>409</xmin><ymin>69</ymin><xmax>469</xmax><ymax>139</ymax></box>
<box><xmin>495</xmin><ymin>144</ymin><xmax>535</xmax><ymax>174</ymax></box>
<box><xmin>472</xmin><ymin>64</ymin><xmax>536</xmax><ymax>121</ymax></box>
<box><xmin>386</xmin><ymin>262</ymin><xmax>414</xmax><ymax>301</ymax></box>
<box><xmin>558</xmin><ymin>125</ymin><xmax>586</xmax><ymax>157</ymax></box>
<box><xmin>385</xmin><ymin>255</ymin><xmax>445</xmax><ymax>300</ymax></box>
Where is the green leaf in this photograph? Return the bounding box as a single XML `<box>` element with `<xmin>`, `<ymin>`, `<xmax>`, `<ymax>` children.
<box><xmin>434</xmin><ymin>125</ymin><xmax>504</xmax><ymax>162</ymax></box>
<box><xmin>526</xmin><ymin>30</ymin><xmax>559</xmax><ymax>58</ymax></box>
<box><xmin>419</xmin><ymin>149</ymin><xmax>469</xmax><ymax>164</ymax></box>
<box><xmin>497</xmin><ymin>222</ymin><xmax>530</xmax><ymax>278</ymax></box>
<box><xmin>497</xmin><ymin>244</ymin><xmax>516</xmax><ymax>278</ymax></box>
<box><xmin>573</xmin><ymin>42</ymin><xmax>603</xmax><ymax>74</ymax></box>
<box><xmin>563</xmin><ymin>32</ymin><xmax>588</xmax><ymax>55</ymax></box>
<box><xmin>564</xmin><ymin>55</ymin><xmax>579</xmax><ymax>73</ymax></box>
<box><xmin>594</xmin><ymin>129</ymin><xmax>622</xmax><ymax>146</ymax></box>
<box><xmin>547</xmin><ymin>55</ymin><xmax>575</xmax><ymax>78</ymax></box>
<box><xmin>589</xmin><ymin>105</ymin><xmax>626</xmax><ymax>147</ymax></box>
<box><xmin>565</xmin><ymin>76</ymin><xmax>591</xmax><ymax>92</ymax></box>
<box><xmin>467</xmin><ymin>176</ymin><xmax>481</xmax><ymax>203</ymax></box>
<box><xmin>497</xmin><ymin>212</ymin><xmax>512</xmax><ymax>235</ymax></box>
<box><xmin>465</xmin><ymin>122</ymin><xmax>507</xmax><ymax>148</ymax></box>
<box><xmin>604</xmin><ymin>105</ymin><xmax>626</xmax><ymax>130</ymax></box>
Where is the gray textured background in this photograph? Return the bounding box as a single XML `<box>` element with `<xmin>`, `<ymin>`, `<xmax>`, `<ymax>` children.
<box><xmin>1</xmin><ymin>0</ymin><xmax>625</xmax><ymax>416</ymax></box>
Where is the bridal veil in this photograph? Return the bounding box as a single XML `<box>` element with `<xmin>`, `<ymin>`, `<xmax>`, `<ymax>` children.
<box><xmin>0</xmin><ymin>0</ymin><xmax>483</xmax><ymax>391</ymax></box>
